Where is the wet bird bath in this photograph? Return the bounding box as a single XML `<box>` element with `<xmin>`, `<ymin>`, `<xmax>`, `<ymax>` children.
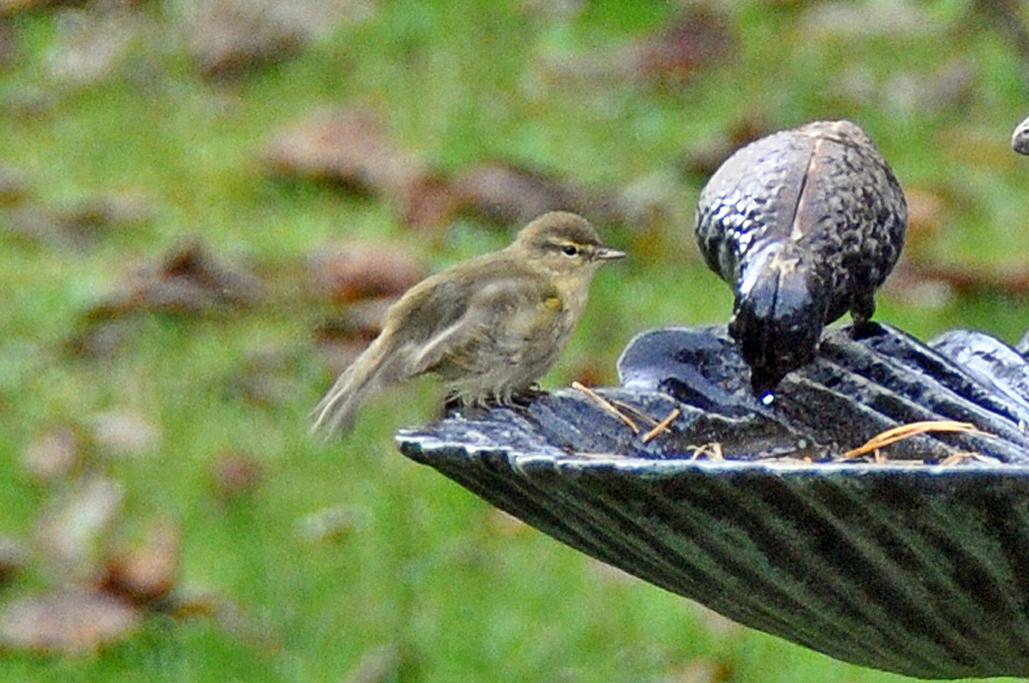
<box><xmin>396</xmin><ymin>119</ymin><xmax>1029</xmax><ymax>679</ymax></box>
<box><xmin>397</xmin><ymin>324</ymin><xmax>1029</xmax><ymax>680</ymax></box>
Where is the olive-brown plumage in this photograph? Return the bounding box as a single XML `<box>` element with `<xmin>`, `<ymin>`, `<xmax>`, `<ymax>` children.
<box><xmin>312</xmin><ymin>211</ymin><xmax>624</xmax><ymax>436</ymax></box>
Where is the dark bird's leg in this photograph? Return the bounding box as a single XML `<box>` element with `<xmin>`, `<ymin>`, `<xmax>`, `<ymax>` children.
<box><xmin>848</xmin><ymin>293</ymin><xmax>883</xmax><ymax>340</ymax></box>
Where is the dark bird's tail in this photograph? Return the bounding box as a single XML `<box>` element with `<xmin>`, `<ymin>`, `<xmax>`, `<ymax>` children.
<box><xmin>730</xmin><ymin>244</ymin><xmax>827</xmax><ymax>397</ymax></box>
<box><xmin>311</xmin><ymin>337</ymin><xmax>395</xmax><ymax>438</ymax></box>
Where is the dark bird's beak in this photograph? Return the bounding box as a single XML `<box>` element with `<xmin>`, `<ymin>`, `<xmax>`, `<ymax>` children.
<box><xmin>593</xmin><ymin>246</ymin><xmax>627</xmax><ymax>261</ymax></box>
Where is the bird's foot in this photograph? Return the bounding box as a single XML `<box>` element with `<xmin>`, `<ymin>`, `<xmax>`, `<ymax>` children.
<box><xmin>507</xmin><ymin>386</ymin><xmax>548</xmax><ymax>408</ymax></box>
<box><xmin>848</xmin><ymin>319</ymin><xmax>884</xmax><ymax>341</ymax></box>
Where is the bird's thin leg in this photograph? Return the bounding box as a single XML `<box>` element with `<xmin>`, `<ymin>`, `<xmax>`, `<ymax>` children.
<box><xmin>509</xmin><ymin>384</ymin><xmax>548</xmax><ymax>407</ymax></box>
<box><xmin>848</xmin><ymin>294</ymin><xmax>882</xmax><ymax>339</ymax></box>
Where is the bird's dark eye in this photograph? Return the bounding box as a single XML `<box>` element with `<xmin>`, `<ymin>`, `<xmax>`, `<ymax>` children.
<box><xmin>561</xmin><ymin>245</ymin><xmax>579</xmax><ymax>257</ymax></box>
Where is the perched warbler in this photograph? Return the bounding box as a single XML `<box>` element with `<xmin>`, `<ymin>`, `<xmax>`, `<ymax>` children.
<box><xmin>311</xmin><ymin>211</ymin><xmax>625</xmax><ymax>436</ymax></box>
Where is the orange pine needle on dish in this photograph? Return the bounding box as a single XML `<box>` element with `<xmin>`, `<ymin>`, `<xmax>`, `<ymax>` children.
<box><xmin>688</xmin><ymin>442</ymin><xmax>724</xmax><ymax>461</ymax></box>
<box><xmin>642</xmin><ymin>408</ymin><xmax>682</xmax><ymax>444</ymax></box>
<box><xmin>841</xmin><ymin>421</ymin><xmax>994</xmax><ymax>460</ymax></box>
<box><xmin>571</xmin><ymin>382</ymin><xmax>640</xmax><ymax>435</ymax></box>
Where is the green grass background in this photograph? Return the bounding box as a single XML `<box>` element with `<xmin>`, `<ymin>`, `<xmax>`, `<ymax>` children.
<box><xmin>1</xmin><ymin>1</ymin><xmax>1027</xmax><ymax>681</ymax></box>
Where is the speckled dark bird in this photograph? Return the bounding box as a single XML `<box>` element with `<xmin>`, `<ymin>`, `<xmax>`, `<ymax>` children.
<box><xmin>1013</xmin><ymin>116</ymin><xmax>1029</xmax><ymax>156</ymax></box>
<box><xmin>695</xmin><ymin>120</ymin><xmax>907</xmax><ymax>395</ymax></box>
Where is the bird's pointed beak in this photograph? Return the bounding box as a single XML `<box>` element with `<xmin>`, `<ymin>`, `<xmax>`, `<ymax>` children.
<box><xmin>594</xmin><ymin>246</ymin><xmax>627</xmax><ymax>261</ymax></box>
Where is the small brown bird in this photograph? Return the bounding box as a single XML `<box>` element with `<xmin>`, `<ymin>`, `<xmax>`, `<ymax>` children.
<box><xmin>311</xmin><ymin>211</ymin><xmax>625</xmax><ymax>436</ymax></box>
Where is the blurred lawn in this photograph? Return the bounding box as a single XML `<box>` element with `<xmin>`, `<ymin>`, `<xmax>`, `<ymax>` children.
<box><xmin>1</xmin><ymin>1</ymin><xmax>1027</xmax><ymax>681</ymax></box>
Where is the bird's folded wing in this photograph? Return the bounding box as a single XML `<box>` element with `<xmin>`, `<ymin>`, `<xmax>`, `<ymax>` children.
<box><xmin>409</xmin><ymin>274</ymin><xmax>547</xmax><ymax>375</ymax></box>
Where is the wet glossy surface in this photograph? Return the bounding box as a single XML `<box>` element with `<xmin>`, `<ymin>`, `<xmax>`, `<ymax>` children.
<box><xmin>398</xmin><ymin>324</ymin><xmax>1029</xmax><ymax>679</ymax></box>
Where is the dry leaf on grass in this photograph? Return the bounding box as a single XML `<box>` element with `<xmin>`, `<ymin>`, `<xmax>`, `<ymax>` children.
<box><xmin>224</xmin><ymin>347</ymin><xmax>306</xmax><ymax>407</ymax></box>
<box><xmin>900</xmin><ymin>263</ymin><xmax>1029</xmax><ymax>298</ymax></box>
<box><xmin>99</xmin><ymin>521</ymin><xmax>180</xmax><ymax>606</ymax></box>
<box><xmin>450</xmin><ymin>161</ymin><xmax>613</xmax><ymax>227</ymax></box>
<box><xmin>632</xmin><ymin>9</ymin><xmax>736</xmax><ymax>86</ymax></box>
<box><xmin>210</xmin><ymin>451</ymin><xmax>264</xmax><ymax>501</ymax></box>
<box><xmin>22</xmin><ymin>426</ymin><xmax>81</xmax><ymax>482</ymax></box>
<box><xmin>662</xmin><ymin>657</ymin><xmax>734</xmax><ymax>683</ymax></box>
<box><xmin>306</xmin><ymin>242</ymin><xmax>425</xmax><ymax>304</ymax></box>
<box><xmin>264</xmin><ymin>107</ymin><xmax>454</xmax><ymax>229</ymax></box>
<box><xmin>0</xmin><ymin>538</ymin><xmax>25</xmax><ymax>587</ymax></box>
<box><xmin>47</xmin><ymin>8</ymin><xmax>145</xmax><ymax>87</ymax></box>
<box><xmin>0</xmin><ymin>589</ymin><xmax>141</xmax><ymax>656</ymax></box>
<box><xmin>0</xmin><ymin>164</ymin><xmax>29</xmax><ymax>206</ymax></box>
<box><xmin>295</xmin><ymin>505</ymin><xmax>367</xmax><ymax>544</ymax></box>
<box><xmin>680</xmin><ymin>116</ymin><xmax>769</xmax><ymax>178</ymax></box>
<box><xmin>91</xmin><ymin>409</ymin><xmax>161</xmax><ymax>459</ymax></box>
<box><xmin>35</xmin><ymin>476</ymin><xmax>124</xmax><ymax>578</ymax></box>
<box><xmin>2</xmin><ymin>193</ymin><xmax>153</xmax><ymax>249</ymax></box>
<box><xmin>541</xmin><ymin>8</ymin><xmax>735</xmax><ymax>88</ymax></box>
<box><xmin>85</xmin><ymin>239</ymin><xmax>265</xmax><ymax>321</ymax></box>
<box><xmin>182</xmin><ymin>0</ymin><xmax>375</xmax><ymax>79</ymax></box>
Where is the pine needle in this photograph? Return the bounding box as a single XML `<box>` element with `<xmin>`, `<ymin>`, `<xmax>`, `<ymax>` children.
<box><xmin>642</xmin><ymin>408</ymin><xmax>682</xmax><ymax>444</ymax></box>
<box><xmin>841</xmin><ymin>421</ymin><xmax>993</xmax><ymax>460</ymax></box>
<box><xmin>571</xmin><ymin>382</ymin><xmax>640</xmax><ymax>434</ymax></box>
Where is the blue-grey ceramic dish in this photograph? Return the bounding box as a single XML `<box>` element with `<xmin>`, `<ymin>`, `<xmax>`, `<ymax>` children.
<box><xmin>397</xmin><ymin>324</ymin><xmax>1029</xmax><ymax>679</ymax></box>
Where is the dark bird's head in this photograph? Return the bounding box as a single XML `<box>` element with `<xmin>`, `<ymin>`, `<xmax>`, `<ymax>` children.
<box><xmin>1013</xmin><ymin>116</ymin><xmax>1029</xmax><ymax>156</ymax></box>
<box><xmin>513</xmin><ymin>211</ymin><xmax>626</xmax><ymax>276</ymax></box>
<box><xmin>729</xmin><ymin>243</ymin><xmax>828</xmax><ymax>397</ymax></box>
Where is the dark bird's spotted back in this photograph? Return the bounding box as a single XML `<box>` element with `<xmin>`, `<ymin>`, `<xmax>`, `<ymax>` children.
<box><xmin>695</xmin><ymin>120</ymin><xmax>907</xmax><ymax>395</ymax></box>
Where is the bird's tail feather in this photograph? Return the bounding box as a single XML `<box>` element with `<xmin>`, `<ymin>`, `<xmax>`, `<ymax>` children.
<box><xmin>310</xmin><ymin>339</ymin><xmax>394</xmax><ymax>438</ymax></box>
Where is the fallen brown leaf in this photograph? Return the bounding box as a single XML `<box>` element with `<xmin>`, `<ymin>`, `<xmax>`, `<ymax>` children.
<box><xmin>181</xmin><ymin>0</ymin><xmax>375</xmax><ymax>79</ymax></box>
<box><xmin>0</xmin><ymin>537</ymin><xmax>25</xmax><ymax>587</ymax></box>
<box><xmin>85</xmin><ymin>238</ymin><xmax>265</xmax><ymax>321</ymax></box>
<box><xmin>162</xmin><ymin>590</ymin><xmax>282</xmax><ymax>652</ymax></box>
<box><xmin>681</xmin><ymin>116</ymin><xmax>770</xmax><ymax>178</ymax></box>
<box><xmin>34</xmin><ymin>476</ymin><xmax>124</xmax><ymax>578</ymax></box>
<box><xmin>0</xmin><ymin>164</ymin><xmax>29</xmax><ymax>207</ymax></box>
<box><xmin>450</xmin><ymin>161</ymin><xmax>608</xmax><ymax>227</ymax></box>
<box><xmin>264</xmin><ymin>107</ymin><xmax>454</xmax><ymax>229</ymax></box>
<box><xmin>902</xmin><ymin>188</ymin><xmax>948</xmax><ymax>252</ymax></box>
<box><xmin>99</xmin><ymin>520</ymin><xmax>180</xmax><ymax>606</ymax></box>
<box><xmin>47</xmin><ymin>7</ymin><xmax>144</xmax><ymax>87</ymax></box>
<box><xmin>210</xmin><ymin>451</ymin><xmax>264</xmax><ymax>501</ymax></box>
<box><xmin>295</xmin><ymin>505</ymin><xmax>366</xmax><ymax>544</ymax></box>
<box><xmin>313</xmin><ymin>297</ymin><xmax>394</xmax><ymax>375</ymax></box>
<box><xmin>0</xmin><ymin>589</ymin><xmax>141</xmax><ymax>656</ymax></box>
<box><xmin>306</xmin><ymin>241</ymin><xmax>425</xmax><ymax>304</ymax></box>
<box><xmin>22</xmin><ymin>426</ymin><xmax>81</xmax><ymax>482</ymax></box>
<box><xmin>91</xmin><ymin>409</ymin><xmax>161</xmax><ymax>459</ymax></box>
<box><xmin>902</xmin><ymin>262</ymin><xmax>1029</xmax><ymax>298</ymax></box>
<box><xmin>662</xmin><ymin>657</ymin><xmax>733</xmax><ymax>683</ymax></box>
<box><xmin>633</xmin><ymin>9</ymin><xmax>736</xmax><ymax>86</ymax></box>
